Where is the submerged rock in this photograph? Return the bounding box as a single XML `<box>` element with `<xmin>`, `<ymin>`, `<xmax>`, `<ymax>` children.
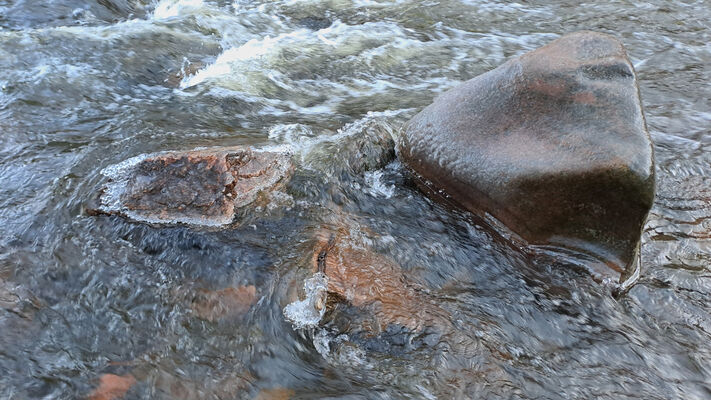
<box><xmin>399</xmin><ymin>31</ymin><xmax>655</xmax><ymax>282</ymax></box>
<box><xmin>255</xmin><ymin>387</ymin><xmax>295</xmax><ymax>400</ymax></box>
<box><xmin>146</xmin><ymin>369</ymin><xmax>252</xmax><ymax>400</ymax></box>
<box><xmin>87</xmin><ymin>374</ymin><xmax>136</xmax><ymax>400</ymax></box>
<box><xmin>90</xmin><ymin>147</ymin><xmax>292</xmax><ymax>226</ymax></box>
<box><xmin>0</xmin><ymin>279</ymin><xmax>41</xmax><ymax>319</ymax></box>
<box><xmin>191</xmin><ymin>285</ymin><xmax>257</xmax><ymax>322</ymax></box>
<box><xmin>296</xmin><ymin>16</ymin><xmax>332</xmax><ymax>31</ymax></box>
<box><xmin>312</xmin><ymin>228</ymin><xmax>451</xmax><ymax>332</ymax></box>
<box><xmin>283</xmin><ymin>215</ymin><xmax>452</xmax><ymax>333</ymax></box>
<box><xmin>303</xmin><ymin>117</ymin><xmax>396</xmax><ymax>176</ymax></box>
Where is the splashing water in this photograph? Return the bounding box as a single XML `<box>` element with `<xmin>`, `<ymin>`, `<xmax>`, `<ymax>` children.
<box><xmin>283</xmin><ymin>272</ymin><xmax>328</xmax><ymax>329</ymax></box>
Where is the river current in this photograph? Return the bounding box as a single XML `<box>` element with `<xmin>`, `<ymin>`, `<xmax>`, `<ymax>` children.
<box><xmin>0</xmin><ymin>0</ymin><xmax>710</xmax><ymax>399</ymax></box>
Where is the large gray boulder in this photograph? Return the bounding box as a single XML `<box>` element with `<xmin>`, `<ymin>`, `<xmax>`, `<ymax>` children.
<box><xmin>399</xmin><ymin>31</ymin><xmax>655</xmax><ymax>283</ymax></box>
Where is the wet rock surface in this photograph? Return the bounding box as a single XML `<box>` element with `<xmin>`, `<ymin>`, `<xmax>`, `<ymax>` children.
<box><xmin>190</xmin><ymin>285</ymin><xmax>257</xmax><ymax>322</ymax></box>
<box><xmin>2</xmin><ymin>0</ymin><xmax>710</xmax><ymax>397</ymax></box>
<box><xmin>255</xmin><ymin>387</ymin><xmax>295</xmax><ymax>400</ymax></box>
<box><xmin>87</xmin><ymin>374</ymin><xmax>136</xmax><ymax>400</ymax></box>
<box><xmin>312</xmin><ymin>228</ymin><xmax>452</xmax><ymax>333</ymax></box>
<box><xmin>0</xmin><ymin>278</ymin><xmax>40</xmax><ymax>319</ymax></box>
<box><xmin>400</xmin><ymin>31</ymin><xmax>655</xmax><ymax>281</ymax></box>
<box><xmin>91</xmin><ymin>147</ymin><xmax>293</xmax><ymax>226</ymax></box>
<box><xmin>302</xmin><ymin>117</ymin><xmax>397</xmax><ymax>177</ymax></box>
<box><xmin>285</xmin><ymin>218</ymin><xmax>507</xmax><ymax>388</ymax></box>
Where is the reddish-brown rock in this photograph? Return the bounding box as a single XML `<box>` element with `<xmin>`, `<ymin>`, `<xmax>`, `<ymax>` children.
<box><xmin>255</xmin><ymin>387</ymin><xmax>295</xmax><ymax>400</ymax></box>
<box><xmin>400</xmin><ymin>31</ymin><xmax>655</xmax><ymax>282</ymax></box>
<box><xmin>148</xmin><ymin>369</ymin><xmax>252</xmax><ymax>399</ymax></box>
<box><xmin>313</xmin><ymin>230</ymin><xmax>451</xmax><ymax>332</ymax></box>
<box><xmin>191</xmin><ymin>285</ymin><xmax>257</xmax><ymax>322</ymax></box>
<box><xmin>87</xmin><ymin>374</ymin><xmax>136</xmax><ymax>400</ymax></box>
<box><xmin>93</xmin><ymin>147</ymin><xmax>292</xmax><ymax>226</ymax></box>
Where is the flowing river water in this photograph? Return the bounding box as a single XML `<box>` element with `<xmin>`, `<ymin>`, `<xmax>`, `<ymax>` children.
<box><xmin>1</xmin><ymin>0</ymin><xmax>710</xmax><ymax>398</ymax></box>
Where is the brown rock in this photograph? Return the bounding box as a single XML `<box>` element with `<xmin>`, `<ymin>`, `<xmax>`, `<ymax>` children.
<box><xmin>255</xmin><ymin>387</ymin><xmax>295</xmax><ymax>400</ymax></box>
<box><xmin>191</xmin><ymin>285</ymin><xmax>257</xmax><ymax>322</ymax></box>
<box><xmin>314</xmin><ymin>229</ymin><xmax>451</xmax><ymax>332</ymax></box>
<box><xmin>93</xmin><ymin>147</ymin><xmax>292</xmax><ymax>226</ymax></box>
<box><xmin>400</xmin><ymin>31</ymin><xmax>655</xmax><ymax>282</ymax></box>
<box><xmin>87</xmin><ymin>374</ymin><xmax>136</xmax><ymax>400</ymax></box>
<box><xmin>159</xmin><ymin>370</ymin><xmax>253</xmax><ymax>399</ymax></box>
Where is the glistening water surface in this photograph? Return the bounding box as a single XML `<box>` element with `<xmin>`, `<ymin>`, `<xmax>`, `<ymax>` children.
<box><xmin>1</xmin><ymin>0</ymin><xmax>710</xmax><ymax>398</ymax></box>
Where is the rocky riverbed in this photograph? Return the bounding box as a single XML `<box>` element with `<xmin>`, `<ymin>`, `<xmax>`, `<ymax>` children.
<box><xmin>1</xmin><ymin>0</ymin><xmax>710</xmax><ymax>399</ymax></box>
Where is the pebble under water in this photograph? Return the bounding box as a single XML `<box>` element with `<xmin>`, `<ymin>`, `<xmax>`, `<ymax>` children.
<box><xmin>1</xmin><ymin>0</ymin><xmax>710</xmax><ymax>399</ymax></box>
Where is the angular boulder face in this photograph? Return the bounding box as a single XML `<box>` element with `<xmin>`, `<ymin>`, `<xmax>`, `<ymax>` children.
<box><xmin>399</xmin><ymin>31</ymin><xmax>655</xmax><ymax>282</ymax></box>
<box><xmin>92</xmin><ymin>147</ymin><xmax>292</xmax><ymax>226</ymax></box>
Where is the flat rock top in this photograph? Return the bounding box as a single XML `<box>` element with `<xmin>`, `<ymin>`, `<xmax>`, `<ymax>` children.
<box><xmin>93</xmin><ymin>146</ymin><xmax>292</xmax><ymax>226</ymax></box>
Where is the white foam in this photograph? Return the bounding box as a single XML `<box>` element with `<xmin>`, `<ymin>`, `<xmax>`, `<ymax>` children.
<box><xmin>153</xmin><ymin>0</ymin><xmax>204</xmax><ymax>20</ymax></box>
<box><xmin>313</xmin><ymin>329</ymin><xmax>333</xmax><ymax>358</ymax></box>
<box><xmin>181</xmin><ymin>30</ymin><xmax>309</xmax><ymax>89</ymax></box>
<box><xmin>176</xmin><ymin>19</ymin><xmax>424</xmax><ymax>105</ymax></box>
<box><xmin>283</xmin><ymin>272</ymin><xmax>328</xmax><ymax>329</ymax></box>
<box><xmin>98</xmin><ymin>153</ymin><xmax>150</xmax><ymax>213</ymax></box>
<box><xmin>312</xmin><ymin>329</ymin><xmax>371</xmax><ymax>366</ymax></box>
<box><xmin>262</xmin><ymin>112</ymin><xmax>401</xmax><ymax>169</ymax></box>
<box><xmin>363</xmin><ymin>170</ymin><xmax>395</xmax><ymax>198</ymax></box>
